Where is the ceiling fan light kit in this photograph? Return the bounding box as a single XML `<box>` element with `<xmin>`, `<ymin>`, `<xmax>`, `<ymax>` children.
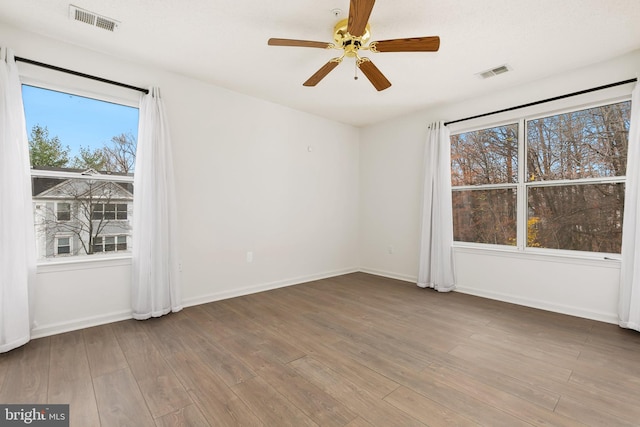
<box><xmin>267</xmin><ymin>0</ymin><xmax>440</xmax><ymax>91</ymax></box>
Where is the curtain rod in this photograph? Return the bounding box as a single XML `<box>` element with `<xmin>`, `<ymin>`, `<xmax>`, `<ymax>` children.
<box><xmin>444</xmin><ymin>77</ymin><xmax>637</xmax><ymax>126</ymax></box>
<box><xmin>15</xmin><ymin>56</ymin><xmax>149</xmax><ymax>94</ymax></box>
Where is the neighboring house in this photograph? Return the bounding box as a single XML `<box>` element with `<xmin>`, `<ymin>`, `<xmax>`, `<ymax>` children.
<box><xmin>32</xmin><ymin>168</ymin><xmax>133</xmax><ymax>259</ymax></box>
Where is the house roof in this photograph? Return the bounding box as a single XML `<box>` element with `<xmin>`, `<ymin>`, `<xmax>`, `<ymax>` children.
<box><xmin>1</xmin><ymin>0</ymin><xmax>640</xmax><ymax>126</ymax></box>
<box><xmin>33</xmin><ymin>178</ymin><xmax>133</xmax><ymax>199</ymax></box>
<box><xmin>31</xmin><ymin>167</ymin><xmax>133</xmax><ymax>198</ymax></box>
<box><xmin>31</xmin><ymin>165</ymin><xmax>133</xmax><ymax>177</ymax></box>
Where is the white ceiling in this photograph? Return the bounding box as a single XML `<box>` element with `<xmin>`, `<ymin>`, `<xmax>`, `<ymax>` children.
<box><xmin>1</xmin><ymin>0</ymin><xmax>639</xmax><ymax>127</ymax></box>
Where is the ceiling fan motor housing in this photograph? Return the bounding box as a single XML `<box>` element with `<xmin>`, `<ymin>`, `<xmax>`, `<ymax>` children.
<box><xmin>333</xmin><ymin>19</ymin><xmax>370</xmax><ymax>57</ymax></box>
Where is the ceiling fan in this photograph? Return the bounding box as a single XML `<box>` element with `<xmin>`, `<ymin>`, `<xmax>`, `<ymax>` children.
<box><xmin>268</xmin><ymin>0</ymin><xmax>440</xmax><ymax>91</ymax></box>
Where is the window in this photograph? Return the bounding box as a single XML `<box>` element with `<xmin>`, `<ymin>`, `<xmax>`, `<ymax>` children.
<box><xmin>56</xmin><ymin>202</ymin><xmax>71</xmax><ymax>221</ymax></box>
<box><xmin>451</xmin><ymin>100</ymin><xmax>631</xmax><ymax>254</ymax></box>
<box><xmin>56</xmin><ymin>237</ymin><xmax>71</xmax><ymax>255</ymax></box>
<box><xmin>93</xmin><ymin>235</ymin><xmax>127</xmax><ymax>253</ymax></box>
<box><xmin>451</xmin><ymin>124</ymin><xmax>518</xmax><ymax>245</ymax></box>
<box><xmin>23</xmin><ymin>85</ymin><xmax>138</xmax><ymax>260</ymax></box>
<box><xmin>92</xmin><ymin>203</ymin><xmax>127</xmax><ymax>221</ymax></box>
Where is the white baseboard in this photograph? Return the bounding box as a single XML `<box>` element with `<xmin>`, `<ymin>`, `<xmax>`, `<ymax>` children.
<box><xmin>181</xmin><ymin>267</ymin><xmax>360</xmax><ymax>308</ymax></box>
<box><xmin>357</xmin><ymin>268</ymin><xmax>618</xmax><ymax>324</ymax></box>
<box><xmin>31</xmin><ymin>310</ymin><xmax>132</xmax><ymax>339</ymax></box>
<box><xmin>358</xmin><ymin>267</ymin><xmax>417</xmax><ymax>284</ymax></box>
<box><xmin>455</xmin><ymin>286</ymin><xmax>618</xmax><ymax>324</ymax></box>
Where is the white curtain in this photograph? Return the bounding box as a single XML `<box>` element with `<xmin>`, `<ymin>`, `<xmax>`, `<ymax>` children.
<box><xmin>0</xmin><ymin>47</ymin><xmax>36</xmax><ymax>352</ymax></box>
<box><xmin>417</xmin><ymin>121</ymin><xmax>455</xmax><ymax>292</ymax></box>
<box><xmin>619</xmin><ymin>83</ymin><xmax>640</xmax><ymax>332</ymax></box>
<box><xmin>131</xmin><ymin>87</ymin><xmax>182</xmax><ymax>319</ymax></box>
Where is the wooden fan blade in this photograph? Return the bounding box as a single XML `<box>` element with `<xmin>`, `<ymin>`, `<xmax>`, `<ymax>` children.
<box><xmin>348</xmin><ymin>0</ymin><xmax>376</xmax><ymax>37</ymax></box>
<box><xmin>371</xmin><ymin>36</ymin><xmax>440</xmax><ymax>52</ymax></box>
<box><xmin>357</xmin><ymin>59</ymin><xmax>391</xmax><ymax>91</ymax></box>
<box><xmin>303</xmin><ymin>60</ymin><xmax>341</xmax><ymax>86</ymax></box>
<box><xmin>268</xmin><ymin>38</ymin><xmax>332</xmax><ymax>49</ymax></box>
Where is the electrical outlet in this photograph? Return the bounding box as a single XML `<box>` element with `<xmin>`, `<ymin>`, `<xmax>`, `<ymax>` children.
<box><xmin>246</xmin><ymin>251</ymin><xmax>253</xmax><ymax>263</ymax></box>
<box><xmin>388</xmin><ymin>245</ymin><xmax>395</xmax><ymax>254</ymax></box>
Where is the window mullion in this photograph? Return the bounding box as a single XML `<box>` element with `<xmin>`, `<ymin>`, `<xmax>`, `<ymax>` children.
<box><xmin>516</xmin><ymin>118</ymin><xmax>527</xmax><ymax>250</ymax></box>
<box><xmin>525</xmin><ymin>176</ymin><xmax>624</xmax><ymax>187</ymax></box>
<box><xmin>452</xmin><ymin>183</ymin><xmax>516</xmax><ymax>191</ymax></box>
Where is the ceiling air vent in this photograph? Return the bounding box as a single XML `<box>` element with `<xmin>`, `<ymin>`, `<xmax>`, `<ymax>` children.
<box><xmin>476</xmin><ymin>64</ymin><xmax>511</xmax><ymax>79</ymax></box>
<box><xmin>69</xmin><ymin>5</ymin><xmax>119</xmax><ymax>32</ymax></box>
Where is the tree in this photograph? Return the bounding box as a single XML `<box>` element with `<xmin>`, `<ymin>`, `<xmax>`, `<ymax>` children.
<box><xmin>526</xmin><ymin>102</ymin><xmax>629</xmax><ymax>253</ymax></box>
<box><xmin>103</xmin><ymin>133</ymin><xmax>137</xmax><ymax>173</ymax></box>
<box><xmin>28</xmin><ymin>125</ymin><xmax>70</xmax><ymax>167</ymax></box>
<box><xmin>451</xmin><ymin>124</ymin><xmax>518</xmax><ymax>245</ymax></box>
<box><xmin>29</xmin><ymin>126</ymin><xmax>137</xmax><ymax>259</ymax></box>
<box><xmin>71</xmin><ymin>146</ymin><xmax>107</xmax><ymax>171</ymax></box>
<box><xmin>37</xmin><ymin>180</ymin><xmax>131</xmax><ymax>256</ymax></box>
<box><xmin>69</xmin><ymin>132</ymin><xmax>136</xmax><ymax>173</ymax></box>
<box><xmin>450</xmin><ymin>101</ymin><xmax>630</xmax><ymax>252</ymax></box>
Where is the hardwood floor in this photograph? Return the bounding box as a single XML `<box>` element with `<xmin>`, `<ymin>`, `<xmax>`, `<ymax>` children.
<box><xmin>1</xmin><ymin>272</ymin><xmax>640</xmax><ymax>426</ymax></box>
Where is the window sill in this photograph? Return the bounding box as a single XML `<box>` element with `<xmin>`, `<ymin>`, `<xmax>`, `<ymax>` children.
<box><xmin>452</xmin><ymin>244</ymin><xmax>621</xmax><ymax>269</ymax></box>
<box><xmin>37</xmin><ymin>255</ymin><xmax>132</xmax><ymax>273</ymax></box>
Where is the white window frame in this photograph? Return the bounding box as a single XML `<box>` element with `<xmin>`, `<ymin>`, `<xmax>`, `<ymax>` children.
<box><xmin>55</xmin><ymin>235</ymin><xmax>72</xmax><ymax>256</ymax></box>
<box><xmin>55</xmin><ymin>201</ymin><xmax>71</xmax><ymax>222</ymax></box>
<box><xmin>92</xmin><ymin>202</ymin><xmax>128</xmax><ymax>221</ymax></box>
<box><xmin>449</xmin><ymin>91</ymin><xmax>632</xmax><ymax>260</ymax></box>
<box><xmin>93</xmin><ymin>234</ymin><xmax>128</xmax><ymax>253</ymax></box>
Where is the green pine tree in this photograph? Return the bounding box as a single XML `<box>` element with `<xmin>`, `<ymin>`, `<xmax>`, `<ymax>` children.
<box><xmin>28</xmin><ymin>124</ymin><xmax>70</xmax><ymax>168</ymax></box>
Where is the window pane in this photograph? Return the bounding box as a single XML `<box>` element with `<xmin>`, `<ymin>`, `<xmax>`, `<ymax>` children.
<box><xmin>92</xmin><ymin>236</ymin><xmax>103</xmax><ymax>253</ymax></box>
<box><xmin>116</xmin><ymin>235</ymin><xmax>127</xmax><ymax>251</ymax></box>
<box><xmin>22</xmin><ymin>85</ymin><xmax>138</xmax><ymax>173</ymax></box>
<box><xmin>451</xmin><ymin>124</ymin><xmax>518</xmax><ymax>186</ymax></box>
<box><xmin>57</xmin><ymin>203</ymin><xmax>70</xmax><ymax>221</ymax></box>
<box><xmin>528</xmin><ymin>183</ymin><xmax>624</xmax><ymax>253</ymax></box>
<box><xmin>527</xmin><ymin>101</ymin><xmax>631</xmax><ymax>181</ymax></box>
<box><xmin>32</xmin><ymin>176</ymin><xmax>133</xmax><ymax>259</ymax></box>
<box><xmin>57</xmin><ymin>237</ymin><xmax>70</xmax><ymax>254</ymax></box>
<box><xmin>24</xmin><ymin>85</ymin><xmax>139</xmax><ymax>260</ymax></box>
<box><xmin>116</xmin><ymin>204</ymin><xmax>127</xmax><ymax>220</ymax></box>
<box><xmin>104</xmin><ymin>236</ymin><xmax>116</xmax><ymax>252</ymax></box>
<box><xmin>92</xmin><ymin>203</ymin><xmax>103</xmax><ymax>220</ymax></box>
<box><xmin>453</xmin><ymin>188</ymin><xmax>517</xmax><ymax>245</ymax></box>
<box><xmin>104</xmin><ymin>204</ymin><xmax>116</xmax><ymax>220</ymax></box>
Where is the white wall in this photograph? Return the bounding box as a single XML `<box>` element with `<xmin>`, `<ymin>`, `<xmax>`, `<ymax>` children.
<box><xmin>359</xmin><ymin>49</ymin><xmax>640</xmax><ymax>323</ymax></box>
<box><xmin>0</xmin><ymin>24</ymin><xmax>360</xmax><ymax>337</ymax></box>
<box><xmin>169</xmin><ymin>77</ymin><xmax>360</xmax><ymax>306</ymax></box>
<box><xmin>3</xmin><ymin>23</ymin><xmax>637</xmax><ymax>336</ymax></box>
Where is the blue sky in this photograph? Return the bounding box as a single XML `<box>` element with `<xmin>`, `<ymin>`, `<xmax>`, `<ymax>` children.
<box><xmin>21</xmin><ymin>85</ymin><xmax>139</xmax><ymax>161</ymax></box>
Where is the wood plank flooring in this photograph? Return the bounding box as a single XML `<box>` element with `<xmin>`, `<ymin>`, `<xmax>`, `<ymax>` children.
<box><xmin>1</xmin><ymin>272</ymin><xmax>640</xmax><ymax>426</ymax></box>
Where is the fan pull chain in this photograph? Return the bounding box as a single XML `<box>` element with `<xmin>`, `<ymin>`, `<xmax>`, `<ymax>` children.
<box><xmin>354</xmin><ymin>61</ymin><xmax>359</xmax><ymax>80</ymax></box>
